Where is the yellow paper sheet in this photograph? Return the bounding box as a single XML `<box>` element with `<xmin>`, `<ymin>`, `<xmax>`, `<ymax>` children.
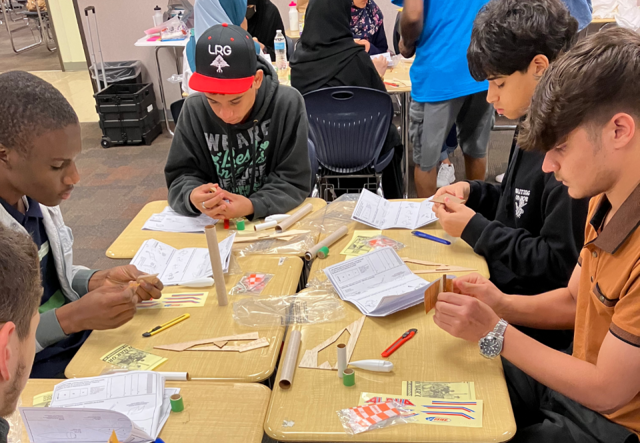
<box><xmin>137</xmin><ymin>291</ymin><xmax>208</xmax><ymax>309</ymax></box>
<box><xmin>32</xmin><ymin>391</ymin><xmax>53</xmax><ymax>407</ymax></box>
<box><xmin>340</xmin><ymin>230</ymin><xmax>382</xmax><ymax>256</ymax></box>
<box><xmin>108</xmin><ymin>430</ymin><xmax>120</xmax><ymax>443</ymax></box>
<box><xmin>101</xmin><ymin>344</ymin><xmax>167</xmax><ymax>371</ymax></box>
<box><xmin>359</xmin><ymin>392</ymin><xmax>483</xmax><ymax>428</ymax></box>
<box><xmin>402</xmin><ymin>381</ymin><xmax>476</xmax><ymax>400</ymax></box>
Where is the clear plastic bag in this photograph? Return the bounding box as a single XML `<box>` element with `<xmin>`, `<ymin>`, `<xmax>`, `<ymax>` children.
<box><xmin>232</xmin><ymin>290</ymin><xmax>345</xmax><ymax>327</ymax></box>
<box><xmin>336</xmin><ymin>400</ymin><xmax>412</xmax><ymax>435</ymax></box>
<box><xmin>7</xmin><ymin>397</ymin><xmax>23</xmax><ymax>443</ymax></box>
<box><xmin>367</xmin><ymin>235</ymin><xmax>405</xmax><ymax>251</ymax></box>
<box><xmin>230</xmin><ymin>273</ymin><xmax>274</xmax><ymax>296</ymax></box>
<box><xmin>160</xmin><ymin>16</ymin><xmax>189</xmax><ymax>41</ymax></box>
<box><xmin>305</xmin><ymin>269</ymin><xmax>337</xmax><ymax>292</ymax></box>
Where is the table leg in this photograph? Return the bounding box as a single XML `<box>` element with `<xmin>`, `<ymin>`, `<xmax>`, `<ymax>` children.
<box><xmin>155</xmin><ymin>46</ymin><xmax>183</xmax><ymax>137</ymax></box>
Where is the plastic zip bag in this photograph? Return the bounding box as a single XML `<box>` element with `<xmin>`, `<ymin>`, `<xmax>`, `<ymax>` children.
<box><xmin>336</xmin><ymin>400</ymin><xmax>412</xmax><ymax>435</ymax></box>
<box><xmin>230</xmin><ymin>273</ymin><xmax>274</xmax><ymax>296</ymax></box>
<box><xmin>232</xmin><ymin>290</ymin><xmax>345</xmax><ymax>327</ymax></box>
<box><xmin>367</xmin><ymin>235</ymin><xmax>405</xmax><ymax>251</ymax></box>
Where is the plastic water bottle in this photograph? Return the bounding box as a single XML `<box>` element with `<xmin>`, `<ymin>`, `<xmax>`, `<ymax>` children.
<box><xmin>274</xmin><ymin>30</ymin><xmax>288</xmax><ymax>81</ymax></box>
<box><xmin>289</xmin><ymin>2</ymin><xmax>299</xmax><ymax>32</ymax></box>
<box><xmin>153</xmin><ymin>5</ymin><xmax>163</xmax><ymax>27</ymax></box>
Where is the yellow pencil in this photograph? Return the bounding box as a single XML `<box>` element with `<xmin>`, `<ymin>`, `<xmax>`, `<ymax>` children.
<box><xmin>142</xmin><ymin>313</ymin><xmax>190</xmax><ymax>337</ymax></box>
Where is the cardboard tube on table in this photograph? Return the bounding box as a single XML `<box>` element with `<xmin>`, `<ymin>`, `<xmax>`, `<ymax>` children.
<box><xmin>305</xmin><ymin>225</ymin><xmax>349</xmax><ymax>261</ymax></box>
<box><xmin>337</xmin><ymin>343</ymin><xmax>347</xmax><ymax>379</ymax></box>
<box><xmin>254</xmin><ymin>220</ymin><xmax>277</xmax><ymax>231</ymax></box>
<box><xmin>205</xmin><ymin>225</ymin><xmax>228</xmax><ymax>307</ymax></box>
<box><xmin>159</xmin><ymin>372</ymin><xmax>190</xmax><ymax>381</ymax></box>
<box><xmin>275</xmin><ymin>203</ymin><xmax>313</xmax><ymax>233</ymax></box>
<box><xmin>278</xmin><ymin>330</ymin><xmax>302</xmax><ymax>389</ymax></box>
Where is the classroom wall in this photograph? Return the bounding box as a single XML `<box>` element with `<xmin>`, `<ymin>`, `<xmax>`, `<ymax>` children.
<box><xmin>47</xmin><ymin>0</ymin><xmax>87</xmax><ymax>70</ymax></box>
<box><xmin>271</xmin><ymin>0</ymin><xmax>399</xmax><ymax>52</ymax></box>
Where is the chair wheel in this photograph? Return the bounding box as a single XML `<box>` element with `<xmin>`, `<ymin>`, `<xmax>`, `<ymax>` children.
<box><xmin>101</xmin><ymin>137</ymin><xmax>112</xmax><ymax>148</ymax></box>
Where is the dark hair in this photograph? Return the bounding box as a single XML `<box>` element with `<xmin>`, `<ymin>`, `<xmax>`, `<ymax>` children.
<box><xmin>0</xmin><ymin>226</ymin><xmax>41</xmax><ymax>340</ymax></box>
<box><xmin>0</xmin><ymin>71</ymin><xmax>78</xmax><ymax>155</ymax></box>
<box><xmin>519</xmin><ymin>27</ymin><xmax>640</xmax><ymax>152</ymax></box>
<box><xmin>468</xmin><ymin>0</ymin><xmax>578</xmax><ymax>81</ymax></box>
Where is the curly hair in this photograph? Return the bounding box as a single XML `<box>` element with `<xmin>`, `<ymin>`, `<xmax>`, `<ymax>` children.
<box><xmin>0</xmin><ymin>226</ymin><xmax>41</xmax><ymax>340</ymax></box>
<box><xmin>519</xmin><ymin>27</ymin><xmax>640</xmax><ymax>152</ymax></box>
<box><xmin>0</xmin><ymin>71</ymin><xmax>78</xmax><ymax>155</ymax></box>
<box><xmin>467</xmin><ymin>0</ymin><xmax>578</xmax><ymax>81</ymax></box>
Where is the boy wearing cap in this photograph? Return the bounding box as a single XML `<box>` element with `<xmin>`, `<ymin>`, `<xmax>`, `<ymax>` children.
<box><xmin>165</xmin><ymin>23</ymin><xmax>311</xmax><ymax>220</ymax></box>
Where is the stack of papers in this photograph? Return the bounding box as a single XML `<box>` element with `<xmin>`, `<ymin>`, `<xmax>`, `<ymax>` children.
<box><xmin>323</xmin><ymin>247</ymin><xmax>430</xmax><ymax>316</ymax></box>
<box><xmin>352</xmin><ymin>189</ymin><xmax>438</xmax><ymax>229</ymax></box>
<box><xmin>131</xmin><ymin>234</ymin><xmax>235</xmax><ymax>286</ymax></box>
<box><xmin>20</xmin><ymin>371</ymin><xmax>177</xmax><ymax>443</ymax></box>
<box><xmin>142</xmin><ymin>206</ymin><xmax>218</xmax><ymax>233</ymax></box>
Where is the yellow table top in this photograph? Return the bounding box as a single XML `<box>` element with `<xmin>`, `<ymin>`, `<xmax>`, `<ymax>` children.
<box><xmin>65</xmin><ymin>255</ymin><xmax>303</xmax><ymax>381</ymax></box>
<box><xmin>384</xmin><ymin>60</ymin><xmax>412</xmax><ymax>94</ymax></box>
<box><xmin>20</xmin><ymin>379</ymin><xmax>270</xmax><ymax>443</ymax></box>
<box><xmin>105</xmin><ymin>198</ymin><xmax>327</xmax><ymax>259</ymax></box>
<box><xmin>265</xmin><ymin>213</ymin><xmax>514</xmax><ymax>442</ymax></box>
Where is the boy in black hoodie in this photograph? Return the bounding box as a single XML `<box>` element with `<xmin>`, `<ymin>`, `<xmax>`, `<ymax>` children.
<box><xmin>433</xmin><ymin>0</ymin><xmax>589</xmax><ymax>349</ymax></box>
<box><xmin>165</xmin><ymin>23</ymin><xmax>310</xmax><ymax>220</ymax></box>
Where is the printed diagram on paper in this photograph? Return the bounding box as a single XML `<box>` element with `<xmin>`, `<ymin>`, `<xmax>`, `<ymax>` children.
<box><xmin>138</xmin><ymin>292</ymin><xmax>208</xmax><ymax>309</ymax></box>
<box><xmin>100</xmin><ymin>344</ymin><xmax>167</xmax><ymax>371</ymax></box>
<box><xmin>142</xmin><ymin>206</ymin><xmax>218</xmax><ymax>233</ymax></box>
<box><xmin>340</xmin><ymin>230</ymin><xmax>382</xmax><ymax>256</ymax></box>
<box><xmin>130</xmin><ymin>234</ymin><xmax>234</xmax><ymax>286</ymax></box>
<box><xmin>359</xmin><ymin>392</ymin><xmax>483</xmax><ymax>428</ymax></box>
<box><xmin>324</xmin><ymin>247</ymin><xmax>430</xmax><ymax>316</ymax></box>
<box><xmin>352</xmin><ymin>189</ymin><xmax>438</xmax><ymax>230</ymax></box>
<box><xmin>402</xmin><ymin>381</ymin><xmax>476</xmax><ymax>400</ymax></box>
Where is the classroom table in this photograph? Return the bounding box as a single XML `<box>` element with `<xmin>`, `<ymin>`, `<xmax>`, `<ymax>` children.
<box><xmin>384</xmin><ymin>60</ymin><xmax>412</xmax><ymax>198</ymax></box>
<box><xmin>134</xmin><ymin>36</ymin><xmax>189</xmax><ymax>136</ymax></box>
<box><xmin>65</xmin><ymin>254</ymin><xmax>303</xmax><ymax>381</ymax></box>
<box><xmin>20</xmin><ymin>379</ymin><xmax>270</xmax><ymax>443</ymax></box>
<box><xmin>105</xmin><ymin>198</ymin><xmax>327</xmax><ymax>259</ymax></box>
<box><xmin>264</xmin><ymin>213</ymin><xmax>516</xmax><ymax>442</ymax></box>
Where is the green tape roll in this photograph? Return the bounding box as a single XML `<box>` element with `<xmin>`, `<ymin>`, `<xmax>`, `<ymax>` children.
<box><xmin>236</xmin><ymin>220</ymin><xmax>245</xmax><ymax>231</ymax></box>
<box><xmin>318</xmin><ymin>246</ymin><xmax>330</xmax><ymax>259</ymax></box>
<box><xmin>343</xmin><ymin>368</ymin><xmax>355</xmax><ymax>387</ymax></box>
<box><xmin>170</xmin><ymin>393</ymin><xmax>184</xmax><ymax>412</ymax></box>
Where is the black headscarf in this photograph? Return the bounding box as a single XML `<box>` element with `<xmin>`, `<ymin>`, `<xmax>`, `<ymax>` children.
<box><xmin>247</xmin><ymin>0</ymin><xmax>284</xmax><ymax>59</ymax></box>
<box><xmin>290</xmin><ymin>0</ymin><xmax>383</xmax><ymax>95</ymax></box>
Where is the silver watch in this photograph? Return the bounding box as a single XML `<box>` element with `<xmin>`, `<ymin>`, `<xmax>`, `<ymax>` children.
<box><xmin>478</xmin><ymin>319</ymin><xmax>508</xmax><ymax>359</ymax></box>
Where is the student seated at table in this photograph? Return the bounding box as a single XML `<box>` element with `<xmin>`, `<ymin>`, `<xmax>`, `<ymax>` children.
<box><xmin>433</xmin><ymin>0</ymin><xmax>589</xmax><ymax>349</ymax></box>
<box><xmin>0</xmin><ymin>71</ymin><xmax>163</xmax><ymax>378</ymax></box>
<box><xmin>166</xmin><ymin>23</ymin><xmax>311</xmax><ymax>220</ymax></box>
<box><xmin>246</xmin><ymin>0</ymin><xmax>285</xmax><ymax>60</ymax></box>
<box><xmin>290</xmin><ymin>0</ymin><xmax>403</xmax><ymax>199</ymax></box>
<box><xmin>350</xmin><ymin>0</ymin><xmax>388</xmax><ymax>56</ymax></box>
<box><xmin>0</xmin><ymin>227</ymin><xmax>42</xmax><ymax>441</ymax></box>
<box><xmin>435</xmin><ymin>27</ymin><xmax>640</xmax><ymax>443</ymax></box>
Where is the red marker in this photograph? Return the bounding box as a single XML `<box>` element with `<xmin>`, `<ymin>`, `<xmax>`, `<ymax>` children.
<box><xmin>224</xmin><ymin>219</ymin><xmax>230</xmax><ymax>229</ymax></box>
<box><xmin>381</xmin><ymin>329</ymin><xmax>417</xmax><ymax>358</ymax></box>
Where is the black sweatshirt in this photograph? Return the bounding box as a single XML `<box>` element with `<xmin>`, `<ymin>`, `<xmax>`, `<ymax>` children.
<box><xmin>165</xmin><ymin>59</ymin><xmax>311</xmax><ymax>219</ymax></box>
<box><xmin>461</xmin><ymin>129</ymin><xmax>589</xmax><ymax>296</ymax></box>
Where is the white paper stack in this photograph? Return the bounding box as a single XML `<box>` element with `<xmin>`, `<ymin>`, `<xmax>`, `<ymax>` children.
<box><xmin>352</xmin><ymin>189</ymin><xmax>438</xmax><ymax>230</ymax></box>
<box><xmin>324</xmin><ymin>247</ymin><xmax>430</xmax><ymax>317</ymax></box>
<box><xmin>142</xmin><ymin>206</ymin><xmax>218</xmax><ymax>233</ymax></box>
<box><xmin>20</xmin><ymin>371</ymin><xmax>177</xmax><ymax>443</ymax></box>
<box><xmin>130</xmin><ymin>233</ymin><xmax>235</xmax><ymax>286</ymax></box>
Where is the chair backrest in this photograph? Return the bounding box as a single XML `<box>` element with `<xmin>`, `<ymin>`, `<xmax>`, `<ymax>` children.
<box><xmin>303</xmin><ymin>86</ymin><xmax>392</xmax><ymax>173</ymax></box>
<box><xmin>170</xmin><ymin>98</ymin><xmax>185</xmax><ymax>124</ymax></box>
<box><xmin>285</xmin><ymin>35</ymin><xmax>295</xmax><ymax>60</ymax></box>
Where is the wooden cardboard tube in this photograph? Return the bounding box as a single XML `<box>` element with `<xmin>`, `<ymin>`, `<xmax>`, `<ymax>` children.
<box><xmin>275</xmin><ymin>203</ymin><xmax>313</xmax><ymax>233</ymax></box>
<box><xmin>278</xmin><ymin>330</ymin><xmax>301</xmax><ymax>390</ymax></box>
<box><xmin>205</xmin><ymin>225</ymin><xmax>228</xmax><ymax>307</ymax></box>
<box><xmin>305</xmin><ymin>226</ymin><xmax>349</xmax><ymax>261</ymax></box>
<box><xmin>337</xmin><ymin>343</ymin><xmax>347</xmax><ymax>379</ymax></box>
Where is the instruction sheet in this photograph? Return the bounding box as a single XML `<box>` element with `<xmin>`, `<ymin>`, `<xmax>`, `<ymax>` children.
<box><xmin>352</xmin><ymin>189</ymin><xmax>438</xmax><ymax>230</ymax></box>
<box><xmin>131</xmin><ymin>233</ymin><xmax>234</xmax><ymax>286</ymax></box>
<box><xmin>142</xmin><ymin>206</ymin><xmax>218</xmax><ymax>233</ymax></box>
<box><xmin>100</xmin><ymin>344</ymin><xmax>167</xmax><ymax>371</ymax></box>
<box><xmin>324</xmin><ymin>247</ymin><xmax>430</xmax><ymax>316</ymax></box>
<box><xmin>402</xmin><ymin>381</ymin><xmax>476</xmax><ymax>400</ymax></box>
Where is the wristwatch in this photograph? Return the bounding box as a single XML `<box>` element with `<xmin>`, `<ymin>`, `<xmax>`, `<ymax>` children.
<box><xmin>478</xmin><ymin>319</ymin><xmax>508</xmax><ymax>359</ymax></box>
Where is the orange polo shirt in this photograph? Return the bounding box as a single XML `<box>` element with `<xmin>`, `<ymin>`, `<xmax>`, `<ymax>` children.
<box><xmin>574</xmin><ymin>185</ymin><xmax>640</xmax><ymax>435</ymax></box>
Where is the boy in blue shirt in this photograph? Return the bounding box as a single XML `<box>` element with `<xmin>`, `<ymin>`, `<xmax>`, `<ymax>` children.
<box><xmin>400</xmin><ymin>0</ymin><xmax>492</xmax><ymax>198</ymax></box>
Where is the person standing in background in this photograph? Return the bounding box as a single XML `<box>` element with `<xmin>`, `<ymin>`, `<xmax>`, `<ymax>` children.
<box><xmin>350</xmin><ymin>0</ymin><xmax>388</xmax><ymax>55</ymax></box>
<box><xmin>400</xmin><ymin>0</ymin><xmax>492</xmax><ymax>198</ymax></box>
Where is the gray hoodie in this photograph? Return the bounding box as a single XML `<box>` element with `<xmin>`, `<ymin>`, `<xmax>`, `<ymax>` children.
<box><xmin>165</xmin><ymin>59</ymin><xmax>311</xmax><ymax>219</ymax></box>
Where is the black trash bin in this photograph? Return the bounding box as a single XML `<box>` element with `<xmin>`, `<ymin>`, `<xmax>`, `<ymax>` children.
<box><xmin>94</xmin><ymin>83</ymin><xmax>162</xmax><ymax>148</ymax></box>
<box><xmin>90</xmin><ymin>60</ymin><xmax>143</xmax><ymax>91</ymax></box>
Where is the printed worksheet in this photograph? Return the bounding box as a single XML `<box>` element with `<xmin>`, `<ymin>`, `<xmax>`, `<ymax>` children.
<box><xmin>130</xmin><ymin>234</ymin><xmax>235</xmax><ymax>286</ymax></box>
<box><xmin>49</xmin><ymin>372</ymin><xmax>165</xmax><ymax>439</ymax></box>
<box><xmin>352</xmin><ymin>189</ymin><xmax>438</xmax><ymax>229</ymax></box>
<box><xmin>142</xmin><ymin>206</ymin><xmax>218</xmax><ymax>233</ymax></box>
<box><xmin>20</xmin><ymin>407</ymin><xmax>152</xmax><ymax>443</ymax></box>
<box><xmin>324</xmin><ymin>247</ymin><xmax>430</xmax><ymax>316</ymax></box>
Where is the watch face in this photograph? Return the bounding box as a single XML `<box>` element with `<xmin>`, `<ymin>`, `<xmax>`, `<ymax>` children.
<box><xmin>479</xmin><ymin>335</ymin><xmax>503</xmax><ymax>359</ymax></box>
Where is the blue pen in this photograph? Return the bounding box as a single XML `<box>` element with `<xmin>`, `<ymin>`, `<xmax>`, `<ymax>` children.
<box><xmin>411</xmin><ymin>230</ymin><xmax>451</xmax><ymax>246</ymax></box>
